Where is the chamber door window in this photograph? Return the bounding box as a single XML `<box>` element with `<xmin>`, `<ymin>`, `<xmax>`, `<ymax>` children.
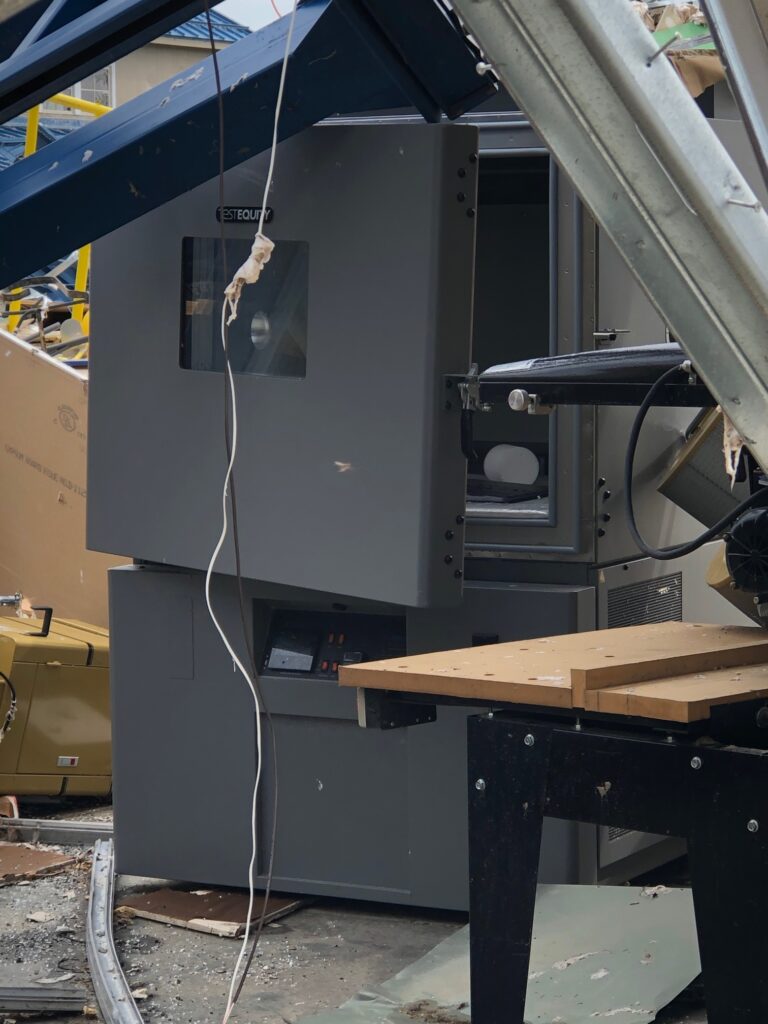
<box><xmin>180</xmin><ymin>237</ymin><xmax>309</xmax><ymax>379</ymax></box>
<box><xmin>466</xmin><ymin>155</ymin><xmax>552</xmax><ymax>522</ymax></box>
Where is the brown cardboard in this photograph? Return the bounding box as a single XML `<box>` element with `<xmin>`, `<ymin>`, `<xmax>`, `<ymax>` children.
<box><xmin>669</xmin><ymin>52</ymin><xmax>726</xmax><ymax>97</ymax></box>
<box><xmin>0</xmin><ymin>332</ymin><xmax>127</xmax><ymax>627</ymax></box>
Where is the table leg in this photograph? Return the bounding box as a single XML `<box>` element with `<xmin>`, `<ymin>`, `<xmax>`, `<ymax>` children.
<box><xmin>468</xmin><ymin>716</ymin><xmax>552</xmax><ymax>1024</ymax></box>
<box><xmin>689</xmin><ymin>776</ymin><xmax>768</xmax><ymax>1024</ymax></box>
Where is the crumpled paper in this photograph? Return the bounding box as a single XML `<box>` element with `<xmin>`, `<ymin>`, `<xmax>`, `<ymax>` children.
<box><xmin>656</xmin><ymin>3</ymin><xmax>705</xmax><ymax>29</ymax></box>
<box><xmin>224</xmin><ymin>232</ymin><xmax>275</xmax><ymax>324</ymax></box>
<box><xmin>722</xmin><ymin>410</ymin><xmax>745</xmax><ymax>489</ymax></box>
<box><xmin>631</xmin><ymin>1</ymin><xmax>655</xmax><ymax>30</ymax></box>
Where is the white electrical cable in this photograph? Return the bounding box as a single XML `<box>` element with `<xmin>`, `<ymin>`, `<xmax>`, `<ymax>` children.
<box><xmin>203</xmin><ymin>4</ymin><xmax>299</xmax><ymax>1022</ymax></box>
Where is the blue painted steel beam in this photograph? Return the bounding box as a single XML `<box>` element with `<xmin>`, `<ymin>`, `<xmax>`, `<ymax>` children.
<box><xmin>0</xmin><ymin>0</ymin><xmax>494</xmax><ymax>288</ymax></box>
<box><xmin>0</xmin><ymin>0</ymin><xmax>210</xmax><ymax>123</ymax></box>
<box><xmin>343</xmin><ymin>0</ymin><xmax>491</xmax><ymax>121</ymax></box>
<box><xmin>14</xmin><ymin>0</ymin><xmax>94</xmax><ymax>55</ymax></box>
<box><xmin>1</xmin><ymin>2</ymin><xmax>54</xmax><ymax>60</ymax></box>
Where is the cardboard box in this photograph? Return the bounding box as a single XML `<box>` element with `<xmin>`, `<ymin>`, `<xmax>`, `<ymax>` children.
<box><xmin>0</xmin><ymin>331</ymin><xmax>126</xmax><ymax>627</ymax></box>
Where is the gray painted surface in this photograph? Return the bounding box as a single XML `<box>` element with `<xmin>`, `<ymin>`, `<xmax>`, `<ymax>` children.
<box><xmin>89</xmin><ymin>125</ymin><xmax>477</xmax><ymax>608</ymax></box>
<box><xmin>110</xmin><ymin>565</ymin><xmax>596</xmax><ymax>909</ymax></box>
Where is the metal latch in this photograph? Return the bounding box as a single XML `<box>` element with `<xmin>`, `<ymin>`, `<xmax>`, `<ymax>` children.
<box><xmin>458</xmin><ymin>364</ymin><xmax>492</xmax><ymax>413</ymax></box>
<box><xmin>593</xmin><ymin>327</ymin><xmax>630</xmax><ymax>345</ymax></box>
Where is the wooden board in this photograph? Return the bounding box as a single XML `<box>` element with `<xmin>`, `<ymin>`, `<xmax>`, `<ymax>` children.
<box><xmin>118</xmin><ymin>888</ymin><xmax>306</xmax><ymax>938</ymax></box>
<box><xmin>585</xmin><ymin>663</ymin><xmax>768</xmax><ymax>722</ymax></box>
<box><xmin>339</xmin><ymin>622</ymin><xmax>768</xmax><ymax>722</ymax></box>
<box><xmin>0</xmin><ymin>842</ymin><xmax>75</xmax><ymax>885</ymax></box>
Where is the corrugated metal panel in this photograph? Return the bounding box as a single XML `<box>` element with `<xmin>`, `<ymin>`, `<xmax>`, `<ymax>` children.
<box><xmin>165</xmin><ymin>11</ymin><xmax>250</xmax><ymax>43</ymax></box>
<box><xmin>607</xmin><ymin>573</ymin><xmax>683</xmax><ymax>629</ymax></box>
<box><xmin>0</xmin><ymin>116</ymin><xmax>81</xmax><ymax>171</ymax></box>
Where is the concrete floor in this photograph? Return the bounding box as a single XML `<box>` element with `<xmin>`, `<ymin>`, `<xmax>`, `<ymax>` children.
<box><xmin>0</xmin><ymin>801</ymin><xmax>707</xmax><ymax>1023</ymax></box>
<box><xmin>0</xmin><ymin>866</ymin><xmax>707</xmax><ymax>1024</ymax></box>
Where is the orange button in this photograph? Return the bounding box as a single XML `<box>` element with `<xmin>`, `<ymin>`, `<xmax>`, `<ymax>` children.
<box><xmin>328</xmin><ymin>633</ymin><xmax>335</xmax><ymax>644</ymax></box>
<box><xmin>321</xmin><ymin>660</ymin><xmax>329</xmax><ymax>672</ymax></box>
<box><xmin>332</xmin><ymin>662</ymin><xmax>338</xmax><ymax>673</ymax></box>
<box><xmin>338</xmin><ymin>634</ymin><xmax>345</xmax><ymax>645</ymax></box>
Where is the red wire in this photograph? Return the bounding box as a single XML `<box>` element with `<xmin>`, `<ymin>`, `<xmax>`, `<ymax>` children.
<box><xmin>270</xmin><ymin>0</ymin><xmax>282</xmax><ymax>16</ymax></box>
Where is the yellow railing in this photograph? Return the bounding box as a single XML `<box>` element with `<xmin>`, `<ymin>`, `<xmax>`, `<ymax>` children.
<box><xmin>10</xmin><ymin>92</ymin><xmax>111</xmax><ymax>332</ymax></box>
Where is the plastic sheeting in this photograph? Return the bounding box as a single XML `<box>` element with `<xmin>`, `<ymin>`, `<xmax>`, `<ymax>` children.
<box><xmin>305</xmin><ymin>885</ymin><xmax>701</xmax><ymax>1024</ymax></box>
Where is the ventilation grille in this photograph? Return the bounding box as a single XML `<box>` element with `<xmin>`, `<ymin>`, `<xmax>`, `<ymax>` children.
<box><xmin>607</xmin><ymin>573</ymin><xmax>683</xmax><ymax>629</ymax></box>
<box><xmin>608</xmin><ymin>826</ymin><xmax>632</xmax><ymax>843</ymax></box>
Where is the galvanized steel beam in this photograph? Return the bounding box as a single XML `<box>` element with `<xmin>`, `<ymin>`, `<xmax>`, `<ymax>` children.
<box><xmin>0</xmin><ymin>816</ymin><xmax>113</xmax><ymax>845</ymax></box>
<box><xmin>0</xmin><ymin>986</ymin><xmax>89</xmax><ymax>1013</ymax></box>
<box><xmin>452</xmin><ymin>0</ymin><xmax>768</xmax><ymax>471</ymax></box>
<box><xmin>704</xmin><ymin>0</ymin><xmax>768</xmax><ymax>189</ymax></box>
<box><xmin>86</xmin><ymin>839</ymin><xmax>144</xmax><ymax>1024</ymax></box>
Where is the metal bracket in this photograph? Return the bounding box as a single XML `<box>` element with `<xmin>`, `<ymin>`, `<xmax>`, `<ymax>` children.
<box><xmin>458</xmin><ymin>363</ymin><xmax>482</xmax><ymax>412</ymax></box>
<box><xmin>356</xmin><ymin>688</ymin><xmax>437</xmax><ymax>729</ymax></box>
<box><xmin>593</xmin><ymin>327</ymin><xmax>630</xmax><ymax>344</ymax></box>
<box><xmin>27</xmin><ymin>606</ymin><xmax>53</xmax><ymax>638</ymax></box>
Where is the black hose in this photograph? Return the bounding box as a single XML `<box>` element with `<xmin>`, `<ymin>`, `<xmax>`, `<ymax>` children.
<box><xmin>0</xmin><ymin>671</ymin><xmax>17</xmax><ymax>742</ymax></box>
<box><xmin>625</xmin><ymin>364</ymin><xmax>768</xmax><ymax>560</ymax></box>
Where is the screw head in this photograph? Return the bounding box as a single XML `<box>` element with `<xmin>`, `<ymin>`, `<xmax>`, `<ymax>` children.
<box><xmin>690</xmin><ymin>756</ymin><xmax>702</xmax><ymax>770</ymax></box>
<box><xmin>445</xmin><ymin>530</ymin><xmax>455</xmax><ymax>541</ymax></box>
<box><xmin>475</xmin><ymin>778</ymin><xmax>486</xmax><ymax>791</ymax></box>
<box><xmin>524</xmin><ymin>734</ymin><xmax>535</xmax><ymax>747</ymax></box>
<box><xmin>748</xmin><ymin>819</ymin><xmax>760</xmax><ymax>833</ymax></box>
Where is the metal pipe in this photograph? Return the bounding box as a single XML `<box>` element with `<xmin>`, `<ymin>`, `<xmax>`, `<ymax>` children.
<box><xmin>0</xmin><ymin>816</ymin><xmax>113</xmax><ymax>845</ymax></box>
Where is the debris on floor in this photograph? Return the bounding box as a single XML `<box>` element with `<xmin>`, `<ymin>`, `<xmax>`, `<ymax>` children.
<box><xmin>302</xmin><ymin>884</ymin><xmax>701</xmax><ymax>1024</ymax></box>
<box><xmin>118</xmin><ymin>887</ymin><xmax>307</xmax><ymax>938</ymax></box>
<box><xmin>0</xmin><ymin>983</ymin><xmax>90</xmax><ymax>1014</ymax></box>
<box><xmin>0</xmin><ymin>841</ymin><xmax>76</xmax><ymax>886</ymax></box>
<box><xmin>0</xmin><ymin>796</ymin><xmax>19</xmax><ymax>819</ymax></box>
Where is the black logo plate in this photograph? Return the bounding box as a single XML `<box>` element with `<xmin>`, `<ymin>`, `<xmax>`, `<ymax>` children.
<box><xmin>216</xmin><ymin>206</ymin><xmax>273</xmax><ymax>224</ymax></box>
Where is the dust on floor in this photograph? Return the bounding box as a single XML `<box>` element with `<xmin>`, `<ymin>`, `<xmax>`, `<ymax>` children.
<box><xmin>0</xmin><ymin>801</ymin><xmax>707</xmax><ymax>1024</ymax></box>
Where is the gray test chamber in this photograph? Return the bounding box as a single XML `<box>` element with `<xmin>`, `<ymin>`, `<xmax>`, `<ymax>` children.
<box><xmin>88</xmin><ymin>110</ymin><xmax>749</xmax><ymax>910</ymax></box>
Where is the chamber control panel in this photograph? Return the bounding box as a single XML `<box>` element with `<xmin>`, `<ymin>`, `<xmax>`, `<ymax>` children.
<box><xmin>262</xmin><ymin>610</ymin><xmax>406</xmax><ymax>680</ymax></box>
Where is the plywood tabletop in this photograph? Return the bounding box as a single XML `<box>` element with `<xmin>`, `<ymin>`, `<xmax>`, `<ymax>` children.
<box><xmin>338</xmin><ymin>622</ymin><xmax>768</xmax><ymax>722</ymax></box>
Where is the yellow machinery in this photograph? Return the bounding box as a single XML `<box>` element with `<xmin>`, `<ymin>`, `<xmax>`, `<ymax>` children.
<box><xmin>0</xmin><ymin>615</ymin><xmax>110</xmax><ymax>796</ymax></box>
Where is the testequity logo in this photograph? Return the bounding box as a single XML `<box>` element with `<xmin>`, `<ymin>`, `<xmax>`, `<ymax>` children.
<box><xmin>216</xmin><ymin>206</ymin><xmax>273</xmax><ymax>224</ymax></box>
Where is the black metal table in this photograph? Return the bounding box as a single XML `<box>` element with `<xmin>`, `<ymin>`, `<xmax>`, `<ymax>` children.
<box><xmin>466</xmin><ymin>703</ymin><xmax>768</xmax><ymax>1024</ymax></box>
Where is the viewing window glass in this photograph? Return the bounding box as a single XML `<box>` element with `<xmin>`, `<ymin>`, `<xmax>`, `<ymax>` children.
<box><xmin>180</xmin><ymin>237</ymin><xmax>309</xmax><ymax>379</ymax></box>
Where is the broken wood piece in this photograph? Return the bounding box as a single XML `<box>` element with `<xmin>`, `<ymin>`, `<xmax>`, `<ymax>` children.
<box><xmin>0</xmin><ymin>841</ymin><xmax>75</xmax><ymax>886</ymax></box>
<box><xmin>117</xmin><ymin>888</ymin><xmax>306</xmax><ymax>938</ymax></box>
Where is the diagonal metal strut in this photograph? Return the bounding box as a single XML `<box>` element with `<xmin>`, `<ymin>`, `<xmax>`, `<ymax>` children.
<box><xmin>452</xmin><ymin>0</ymin><xmax>768</xmax><ymax>472</ymax></box>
